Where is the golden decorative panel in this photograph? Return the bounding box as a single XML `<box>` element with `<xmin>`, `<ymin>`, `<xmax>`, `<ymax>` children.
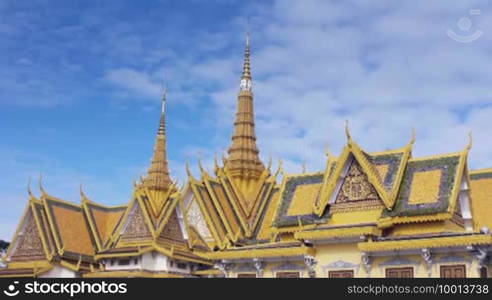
<box><xmin>120</xmin><ymin>203</ymin><xmax>151</xmax><ymax>240</ymax></box>
<box><xmin>407</xmin><ymin>170</ymin><xmax>442</xmax><ymax>205</ymax></box>
<box><xmin>336</xmin><ymin>161</ymin><xmax>379</xmax><ymax>203</ymax></box>
<box><xmin>159</xmin><ymin>211</ymin><xmax>184</xmax><ymax>241</ymax></box>
<box><xmin>11</xmin><ymin>213</ymin><xmax>45</xmax><ymax>261</ymax></box>
<box><xmin>287</xmin><ymin>183</ymin><xmax>320</xmax><ymax>216</ymax></box>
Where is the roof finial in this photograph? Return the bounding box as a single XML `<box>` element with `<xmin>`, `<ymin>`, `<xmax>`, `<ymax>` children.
<box><xmin>345</xmin><ymin>120</ymin><xmax>352</xmax><ymax>142</ymax></box>
<box><xmin>185</xmin><ymin>158</ymin><xmax>194</xmax><ymax>178</ymax></box>
<box><xmin>409</xmin><ymin>127</ymin><xmax>416</xmax><ymax>145</ymax></box>
<box><xmin>221</xmin><ymin>152</ymin><xmax>227</xmax><ymax>166</ymax></box>
<box><xmin>240</xmin><ymin>31</ymin><xmax>252</xmax><ymax>86</ymax></box>
<box><xmin>274</xmin><ymin>158</ymin><xmax>284</xmax><ymax>178</ymax></box>
<box><xmin>267</xmin><ymin>155</ymin><xmax>273</xmax><ymax>171</ymax></box>
<box><xmin>466</xmin><ymin>131</ymin><xmax>473</xmax><ymax>151</ymax></box>
<box><xmin>158</xmin><ymin>87</ymin><xmax>167</xmax><ymax>136</ymax></box>
<box><xmin>80</xmin><ymin>183</ymin><xmax>85</xmax><ymax>198</ymax></box>
<box><xmin>38</xmin><ymin>173</ymin><xmax>46</xmax><ymax>195</ymax></box>
<box><xmin>214</xmin><ymin>153</ymin><xmax>220</xmax><ymax>172</ymax></box>
<box><xmin>198</xmin><ymin>156</ymin><xmax>206</xmax><ymax>174</ymax></box>
<box><xmin>27</xmin><ymin>178</ymin><xmax>34</xmax><ymax>198</ymax></box>
<box><xmin>324</xmin><ymin>145</ymin><xmax>333</xmax><ymax>158</ymax></box>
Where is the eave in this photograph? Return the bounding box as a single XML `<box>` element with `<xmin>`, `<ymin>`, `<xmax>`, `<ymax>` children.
<box><xmin>358</xmin><ymin>234</ymin><xmax>491</xmax><ymax>252</ymax></box>
<box><xmin>198</xmin><ymin>243</ymin><xmax>314</xmax><ymax>260</ymax></box>
<box><xmin>83</xmin><ymin>270</ymin><xmax>188</xmax><ymax>278</ymax></box>
<box><xmin>294</xmin><ymin>225</ymin><xmax>381</xmax><ymax>240</ymax></box>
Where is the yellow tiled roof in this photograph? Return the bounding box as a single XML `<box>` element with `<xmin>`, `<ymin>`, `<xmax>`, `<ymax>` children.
<box><xmin>51</xmin><ymin>205</ymin><xmax>95</xmax><ymax>255</ymax></box>
<box><xmin>469</xmin><ymin>169</ymin><xmax>492</xmax><ymax>230</ymax></box>
<box><xmin>255</xmin><ymin>188</ymin><xmax>281</xmax><ymax>241</ymax></box>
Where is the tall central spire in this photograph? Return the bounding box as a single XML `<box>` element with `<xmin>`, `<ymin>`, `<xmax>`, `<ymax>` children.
<box><xmin>224</xmin><ymin>33</ymin><xmax>265</xmax><ymax>180</ymax></box>
<box><xmin>142</xmin><ymin>90</ymin><xmax>173</xmax><ymax>190</ymax></box>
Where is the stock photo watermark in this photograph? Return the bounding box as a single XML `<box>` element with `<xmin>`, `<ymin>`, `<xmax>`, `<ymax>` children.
<box><xmin>447</xmin><ymin>9</ymin><xmax>483</xmax><ymax>43</ymax></box>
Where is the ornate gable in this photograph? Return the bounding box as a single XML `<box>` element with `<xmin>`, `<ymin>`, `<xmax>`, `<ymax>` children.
<box><xmin>10</xmin><ymin>211</ymin><xmax>46</xmax><ymax>261</ymax></box>
<box><xmin>335</xmin><ymin>160</ymin><xmax>381</xmax><ymax>203</ymax></box>
<box><xmin>186</xmin><ymin>199</ymin><xmax>213</xmax><ymax>241</ymax></box>
<box><xmin>120</xmin><ymin>202</ymin><xmax>152</xmax><ymax>241</ymax></box>
<box><xmin>330</xmin><ymin>159</ymin><xmax>385</xmax><ymax>213</ymax></box>
<box><xmin>159</xmin><ymin>210</ymin><xmax>185</xmax><ymax>242</ymax></box>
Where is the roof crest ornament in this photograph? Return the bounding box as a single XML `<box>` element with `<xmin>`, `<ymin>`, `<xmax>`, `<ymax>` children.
<box><xmin>466</xmin><ymin>131</ymin><xmax>473</xmax><ymax>151</ymax></box>
<box><xmin>345</xmin><ymin>120</ymin><xmax>352</xmax><ymax>144</ymax></box>
<box><xmin>409</xmin><ymin>127</ymin><xmax>417</xmax><ymax>145</ymax></box>
<box><xmin>38</xmin><ymin>173</ymin><xmax>47</xmax><ymax>195</ymax></box>
<box><xmin>27</xmin><ymin>178</ymin><xmax>34</xmax><ymax>198</ymax></box>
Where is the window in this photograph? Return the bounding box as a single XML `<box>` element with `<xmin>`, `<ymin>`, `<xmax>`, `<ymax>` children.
<box><xmin>440</xmin><ymin>265</ymin><xmax>466</xmax><ymax>278</ymax></box>
<box><xmin>177</xmin><ymin>263</ymin><xmax>187</xmax><ymax>269</ymax></box>
<box><xmin>276</xmin><ymin>272</ymin><xmax>300</xmax><ymax>278</ymax></box>
<box><xmin>237</xmin><ymin>273</ymin><xmax>256</xmax><ymax>278</ymax></box>
<box><xmin>328</xmin><ymin>270</ymin><xmax>354</xmax><ymax>278</ymax></box>
<box><xmin>118</xmin><ymin>259</ymin><xmax>131</xmax><ymax>266</ymax></box>
<box><xmin>480</xmin><ymin>267</ymin><xmax>488</xmax><ymax>278</ymax></box>
<box><xmin>385</xmin><ymin>267</ymin><xmax>414</xmax><ymax>278</ymax></box>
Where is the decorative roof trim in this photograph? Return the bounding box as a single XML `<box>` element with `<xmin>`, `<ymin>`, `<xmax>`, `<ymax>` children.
<box><xmin>294</xmin><ymin>226</ymin><xmax>381</xmax><ymax>240</ymax></box>
<box><xmin>358</xmin><ymin>234</ymin><xmax>491</xmax><ymax>252</ymax></box>
<box><xmin>198</xmin><ymin>244</ymin><xmax>314</xmax><ymax>260</ymax></box>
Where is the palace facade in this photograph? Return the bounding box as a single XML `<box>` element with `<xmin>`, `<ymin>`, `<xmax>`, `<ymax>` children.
<box><xmin>1</xmin><ymin>36</ymin><xmax>491</xmax><ymax>278</ymax></box>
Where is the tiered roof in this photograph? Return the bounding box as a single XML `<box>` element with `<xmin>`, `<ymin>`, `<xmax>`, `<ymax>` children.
<box><xmin>1</xmin><ymin>92</ymin><xmax>210</xmax><ymax>278</ymax></box>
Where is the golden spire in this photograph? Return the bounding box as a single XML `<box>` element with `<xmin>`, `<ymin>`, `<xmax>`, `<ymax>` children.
<box><xmin>224</xmin><ymin>32</ymin><xmax>265</xmax><ymax>179</ymax></box>
<box><xmin>242</xmin><ymin>32</ymin><xmax>252</xmax><ymax>81</ymax></box>
<box><xmin>142</xmin><ymin>89</ymin><xmax>172</xmax><ymax>191</ymax></box>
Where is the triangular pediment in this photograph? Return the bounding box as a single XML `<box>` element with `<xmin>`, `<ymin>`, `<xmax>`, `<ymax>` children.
<box><xmin>158</xmin><ymin>210</ymin><xmax>185</xmax><ymax>242</ymax></box>
<box><xmin>316</xmin><ymin>141</ymin><xmax>413</xmax><ymax>216</ymax></box>
<box><xmin>185</xmin><ymin>197</ymin><xmax>214</xmax><ymax>243</ymax></box>
<box><xmin>120</xmin><ymin>201</ymin><xmax>153</xmax><ymax>241</ymax></box>
<box><xmin>334</xmin><ymin>159</ymin><xmax>382</xmax><ymax>204</ymax></box>
<box><xmin>9</xmin><ymin>210</ymin><xmax>46</xmax><ymax>261</ymax></box>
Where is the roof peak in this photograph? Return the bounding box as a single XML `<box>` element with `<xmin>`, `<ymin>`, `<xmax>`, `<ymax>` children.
<box><xmin>142</xmin><ymin>89</ymin><xmax>172</xmax><ymax>191</ymax></box>
<box><xmin>224</xmin><ymin>33</ymin><xmax>265</xmax><ymax>180</ymax></box>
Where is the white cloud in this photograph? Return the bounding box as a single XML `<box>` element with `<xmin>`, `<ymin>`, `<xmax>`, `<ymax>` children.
<box><xmin>101</xmin><ymin>0</ymin><xmax>492</xmax><ymax>173</ymax></box>
<box><xmin>105</xmin><ymin>68</ymin><xmax>162</xmax><ymax>100</ymax></box>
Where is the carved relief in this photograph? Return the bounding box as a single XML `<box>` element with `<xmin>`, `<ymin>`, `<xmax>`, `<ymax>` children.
<box><xmin>121</xmin><ymin>203</ymin><xmax>151</xmax><ymax>240</ymax></box>
<box><xmin>336</xmin><ymin>161</ymin><xmax>379</xmax><ymax>203</ymax></box>
<box><xmin>11</xmin><ymin>213</ymin><xmax>45</xmax><ymax>261</ymax></box>
<box><xmin>160</xmin><ymin>211</ymin><xmax>184</xmax><ymax>241</ymax></box>
<box><xmin>187</xmin><ymin>200</ymin><xmax>212</xmax><ymax>240</ymax></box>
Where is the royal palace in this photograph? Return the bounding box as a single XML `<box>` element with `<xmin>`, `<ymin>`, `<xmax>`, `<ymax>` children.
<box><xmin>1</xmin><ymin>36</ymin><xmax>491</xmax><ymax>278</ymax></box>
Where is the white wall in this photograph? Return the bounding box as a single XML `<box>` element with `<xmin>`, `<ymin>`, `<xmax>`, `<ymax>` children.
<box><xmin>39</xmin><ymin>265</ymin><xmax>77</xmax><ymax>278</ymax></box>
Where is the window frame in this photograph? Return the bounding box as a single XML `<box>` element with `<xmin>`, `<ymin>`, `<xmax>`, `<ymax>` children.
<box><xmin>440</xmin><ymin>264</ymin><xmax>467</xmax><ymax>278</ymax></box>
<box><xmin>385</xmin><ymin>267</ymin><xmax>414</xmax><ymax>278</ymax></box>
<box><xmin>328</xmin><ymin>269</ymin><xmax>354</xmax><ymax>278</ymax></box>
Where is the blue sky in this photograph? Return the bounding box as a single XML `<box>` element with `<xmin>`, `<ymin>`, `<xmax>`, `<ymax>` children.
<box><xmin>1</xmin><ymin>0</ymin><xmax>491</xmax><ymax>240</ymax></box>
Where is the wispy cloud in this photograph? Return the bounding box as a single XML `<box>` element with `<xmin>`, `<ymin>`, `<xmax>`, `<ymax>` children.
<box><xmin>1</xmin><ymin>0</ymin><xmax>492</xmax><ymax>239</ymax></box>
